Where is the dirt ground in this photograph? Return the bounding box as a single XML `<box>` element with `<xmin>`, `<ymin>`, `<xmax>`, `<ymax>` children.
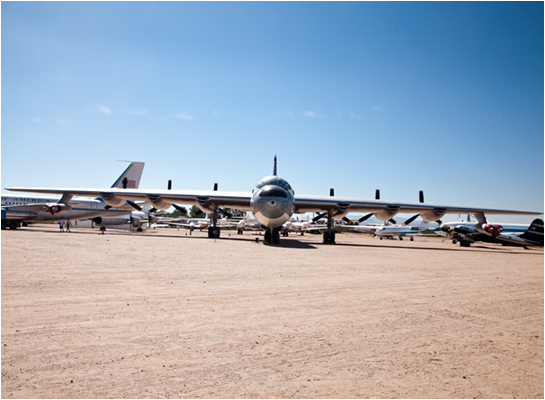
<box><xmin>2</xmin><ymin>225</ymin><xmax>543</xmax><ymax>399</ymax></box>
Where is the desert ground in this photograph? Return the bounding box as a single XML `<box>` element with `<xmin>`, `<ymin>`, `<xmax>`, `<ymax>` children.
<box><xmin>2</xmin><ymin>224</ymin><xmax>543</xmax><ymax>399</ymax></box>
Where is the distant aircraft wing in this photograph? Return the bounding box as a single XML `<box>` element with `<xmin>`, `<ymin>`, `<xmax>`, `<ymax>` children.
<box><xmin>5</xmin><ymin>187</ymin><xmax>542</xmax><ymax>220</ymax></box>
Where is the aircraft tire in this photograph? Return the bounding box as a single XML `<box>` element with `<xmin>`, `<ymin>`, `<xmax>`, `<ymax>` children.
<box><xmin>323</xmin><ymin>231</ymin><xmax>335</xmax><ymax>244</ymax></box>
<box><xmin>273</xmin><ymin>230</ymin><xmax>280</xmax><ymax>244</ymax></box>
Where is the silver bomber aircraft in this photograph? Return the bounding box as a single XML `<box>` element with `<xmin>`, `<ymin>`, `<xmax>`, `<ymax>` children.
<box><xmin>6</xmin><ymin>157</ymin><xmax>542</xmax><ymax>244</ymax></box>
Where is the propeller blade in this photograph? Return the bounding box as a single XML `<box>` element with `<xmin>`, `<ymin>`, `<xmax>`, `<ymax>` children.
<box><xmin>419</xmin><ymin>190</ymin><xmax>424</xmax><ymax>203</ymax></box>
<box><xmin>168</xmin><ymin>180</ymin><xmax>172</xmax><ymax>190</ymax></box>
<box><xmin>219</xmin><ymin>208</ymin><xmax>233</xmax><ymax>218</ymax></box>
<box><xmin>375</xmin><ymin>189</ymin><xmax>380</xmax><ymax>200</ymax></box>
<box><xmin>127</xmin><ymin>200</ymin><xmax>142</xmax><ymax>211</ymax></box>
<box><xmin>403</xmin><ymin>214</ymin><xmax>419</xmax><ymax>226</ymax></box>
<box><xmin>389</xmin><ymin>218</ymin><xmax>397</xmax><ymax>224</ymax></box>
<box><xmin>172</xmin><ymin>204</ymin><xmax>187</xmax><ymax>215</ymax></box>
<box><xmin>358</xmin><ymin>213</ymin><xmax>374</xmax><ymax>223</ymax></box>
<box><xmin>312</xmin><ymin>212</ymin><xmax>327</xmax><ymax>222</ymax></box>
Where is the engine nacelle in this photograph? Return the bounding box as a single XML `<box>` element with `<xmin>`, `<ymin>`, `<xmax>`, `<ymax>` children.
<box><xmin>482</xmin><ymin>224</ymin><xmax>503</xmax><ymax>237</ymax></box>
<box><xmin>373</xmin><ymin>206</ymin><xmax>399</xmax><ymax>221</ymax></box>
<box><xmin>420</xmin><ymin>208</ymin><xmax>447</xmax><ymax>222</ymax></box>
<box><xmin>42</xmin><ymin>203</ymin><xmax>71</xmax><ymax>215</ymax></box>
<box><xmin>100</xmin><ymin>193</ymin><xmax>126</xmax><ymax>208</ymax></box>
<box><xmin>147</xmin><ymin>195</ymin><xmax>171</xmax><ymax>210</ymax></box>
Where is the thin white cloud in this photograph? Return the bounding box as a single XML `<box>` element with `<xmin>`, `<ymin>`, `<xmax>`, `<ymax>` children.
<box><xmin>31</xmin><ymin>117</ymin><xmax>41</xmax><ymax>123</ymax></box>
<box><xmin>304</xmin><ymin>111</ymin><xmax>316</xmax><ymax>117</ymax></box>
<box><xmin>173</xmin><ymin>112</ymin><xmax>195</xmax><ymax>120</ymax></box>
<box><xmin>372</xmin><ymin>105</ymin><xmax>382</xmax><ymax>112</ymax></box>
<box><xmin>51</xmin><ymin>118</ymin><xmax>70</xmax><ymax>125</ymax></box>
<box><xmin>213</xmin><ymin>110</ymin><xmax>219</xmax><ymax>118</ymax></box>
<box><xmin>128</xmin><ymin>109</ymin><xmax>148</xmax><ymax>115</ymax></box>
<box><xmin>231</xmin><ymin>112</ymin><xmax>253</xmax><ymax>121</ymax></box>
<box><xmin>97</xmin><ymin>105</ymin><xmax>112</xmax><ymax>115</ymax></box>
<box><xmin>350</xmin><ymin>112</ymin><xmax>362</xmax><ymax>119</ymax></box>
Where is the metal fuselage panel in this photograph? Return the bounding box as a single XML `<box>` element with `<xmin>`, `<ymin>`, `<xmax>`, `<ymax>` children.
<box><xmin>250</xmin><ymin>176</ymin><xmax>295</xmax><ymax>229</ymax></box>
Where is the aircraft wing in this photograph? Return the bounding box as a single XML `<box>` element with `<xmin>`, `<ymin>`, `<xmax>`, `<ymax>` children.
<box><xmin>6</xmin><ymin>187</ymin><xmax>542</xmax><ymax>219</ymax></box>
<box><xmin>293</xmin><ymin>194</ymin><xmax>542</xmax><ymax>218</ymax></box>
<box><xmin>6</xmin><ymin>187</ymin><xmax>254</xmax><ymax>211</ymax></box>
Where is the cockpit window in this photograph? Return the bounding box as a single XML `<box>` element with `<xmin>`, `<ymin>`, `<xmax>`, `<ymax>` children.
<box><xmin>259</xmin><ymin>187</ymin><xmax>288</xmax><ymax>198</ymax></box>
<box><xmin>255</xmin><ymin>175</ymin><xmax>294</xmax><ymax>194</ymax></box>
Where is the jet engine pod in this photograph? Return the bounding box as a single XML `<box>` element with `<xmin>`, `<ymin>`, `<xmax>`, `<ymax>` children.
<box><xmin>42</xmin><ymin>203</ymin><xmax>71</xmax><ymax>215</ymax></box>
<box><xmin>146</xmin><ymin>195</ymin><xmax>171</xmax><ymax>210</ymax></box>
<box><xmin>100</xmin><ymin>193</ymin><xmax>126</xmax><ymax>208</ymax></box>
<box><xmin>483</xmin><ymin>224</ymin><xmax>503</xmax><ymax>236</ymax></box>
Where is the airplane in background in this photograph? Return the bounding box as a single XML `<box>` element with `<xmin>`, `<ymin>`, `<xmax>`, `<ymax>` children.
<box><xmin>90</xmin><ymin>205</ymin><xmax>157</xmax><ymax>232</ymax></box>
<box><xmin>156</xmin><ymin>214</ymin><xmax>234</xmax><ymax>231</ymax></box>
<box><xmin>235</xmin><ymin>212</ymin><xmax>262</xmax><ymax>234</ymax></box>
<box><xmin>281</xmin><ymin>216</ymin><xmax>327</xmax><ymax>236</ymax></box>
<box><xmin>437</xmin><ymin>218</ymin><xmax>544</xmax><ymax>248</ymax></box>
<box><xmin>372</xmin><ymin>220</ymin><xmax>431</xmax><ymax>241</ymax></box>
<box><xmin>1</xmin><ymin>161</ymin><xmax>145</xmax><ymax>230</ymax></box>
<box><xmin>6</xmin><ymin>156</ymin><xmax>542</xmax><ymax>244</ymax></box>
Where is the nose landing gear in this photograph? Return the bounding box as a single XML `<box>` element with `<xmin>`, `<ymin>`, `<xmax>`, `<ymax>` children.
<box><xmin>264</xmin><ymin>228</ymin><xmax>280</xmax><ymax>244</ymax></box>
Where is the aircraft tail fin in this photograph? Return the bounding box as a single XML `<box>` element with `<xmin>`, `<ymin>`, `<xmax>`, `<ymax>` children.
<box><xmin>519</xmin><ymin>219</ymin><xmax>544</xmax><ymax>244</ymax></box>
<box><xmin>111</xmin><ymin>161</ymin><xmax>145</xmax><ymax>189</ymax></box>
<box><xmin>419</xmin><ymin>220</ymin><xmax>430</xmax><ymax>230</ymax></box>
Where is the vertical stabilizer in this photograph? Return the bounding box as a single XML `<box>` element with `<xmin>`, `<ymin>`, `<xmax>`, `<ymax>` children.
<box><xmin>111</xmin><ymin>161</ymin><xmax>145</xmax><ymax>189</ymax></box>
<box><xmin>520</xmin><ymin>219</ymin><xmax>544</xmax><ymax>244</ymax></box>
<box><xmin>273</xmin><ymin>155</ymin><xmax>277</xmax><ymax>176</ymax></box>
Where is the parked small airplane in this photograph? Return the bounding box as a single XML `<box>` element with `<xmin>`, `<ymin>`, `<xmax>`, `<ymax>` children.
<box><xmin>6</xmin><ymin>157</ymin><xmax>542</xmax><ymax>244</ymax></box>
<box><xmin>156</xmin><ymin>214</ymin><xmax>234</xmax><ymax>231</ymax></box>
<box><xmin>91</xmin><ymin>205</ymin><xmax>157</xmax><ymax>232</ymax></box>
<box><xmin>438</xmin><ymin>218</ymin><xmax>544</xmax><ymax>248</ymax></box>
<box><xmin>1</xmin><ymin>161</ymin><xmax>145</xmax><ymax>229</ymax></box>
<box><xmin>281</xmin><ymin>216</ymin><xmax>327</xmax><ymax>236</ymax></box>
<box><xmin>372</xmin><ymin>220</ymin><xmax>430</xmax><ymax>241</ymax></box>
<box><xmin>235</xmin><ymin>212</ymin><xmax>262</xmax><ymax>234</ymax></box>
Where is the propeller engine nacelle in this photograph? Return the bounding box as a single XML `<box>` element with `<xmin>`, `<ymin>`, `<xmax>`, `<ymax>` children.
<box><xmin>481</xmin><ymin>224</ymin><xmax>503</xmax><ymax>236</ymax></box>
<box><xmin>42</xmin><ymin>203</ymin><xmax>71</xmax><ymax>215</ymax></box>
<box><xmin>373</xmin><ymin>206</ymin><xmax>399</xmax><ymax>222</ymax></box>
<box><xmin>100</xmin><ymin>193</ymin><xmax>126</xmax><ymax>208</ymax></box>
<box><xmin>420</xmin><ymin>208</ymin><xmax>447</xmax><ymax>222</ymax></box>
<box><xmin>146</xmin><ymin>195</ymin><xmax>171</xmax><ymax>210</ymax></box>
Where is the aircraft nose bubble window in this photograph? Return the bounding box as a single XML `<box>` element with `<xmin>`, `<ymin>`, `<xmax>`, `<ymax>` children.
<box><xmin>259</xmin><ymin>187</ymin><xmax>288</xmax><ymax>198</ymax></box>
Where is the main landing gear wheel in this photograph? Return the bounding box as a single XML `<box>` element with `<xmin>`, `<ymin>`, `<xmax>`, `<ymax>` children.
<box><xmin>323</xmin><ymin>231</ymin><xmax>335</xmax><ymax>243</ymax></box>
<box><xmin>208</xmin><ymin>226</ymin><xmax>221</xmax><ymax>238</ymax></box>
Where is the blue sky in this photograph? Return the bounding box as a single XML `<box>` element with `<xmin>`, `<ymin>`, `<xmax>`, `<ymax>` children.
<box><xmin>2</xmin><ymin>1</ymin><xmax>543</xmax><ymax>223</ymax></box>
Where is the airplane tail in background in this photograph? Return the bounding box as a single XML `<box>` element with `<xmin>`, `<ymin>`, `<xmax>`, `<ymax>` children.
<box><xmin>519</xmin><ymin>219</ymin><xmax>544</xmax><ymax>244</ymax></box>
<box><xmin>419</xmin><ymin>220</ymin><xmax>430</xmax><ymax>230</ymax></box>
<box><xmin>111</xmin><ymin>161</ymin><xmax>145</xmax><ymax>189</ymax></box>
